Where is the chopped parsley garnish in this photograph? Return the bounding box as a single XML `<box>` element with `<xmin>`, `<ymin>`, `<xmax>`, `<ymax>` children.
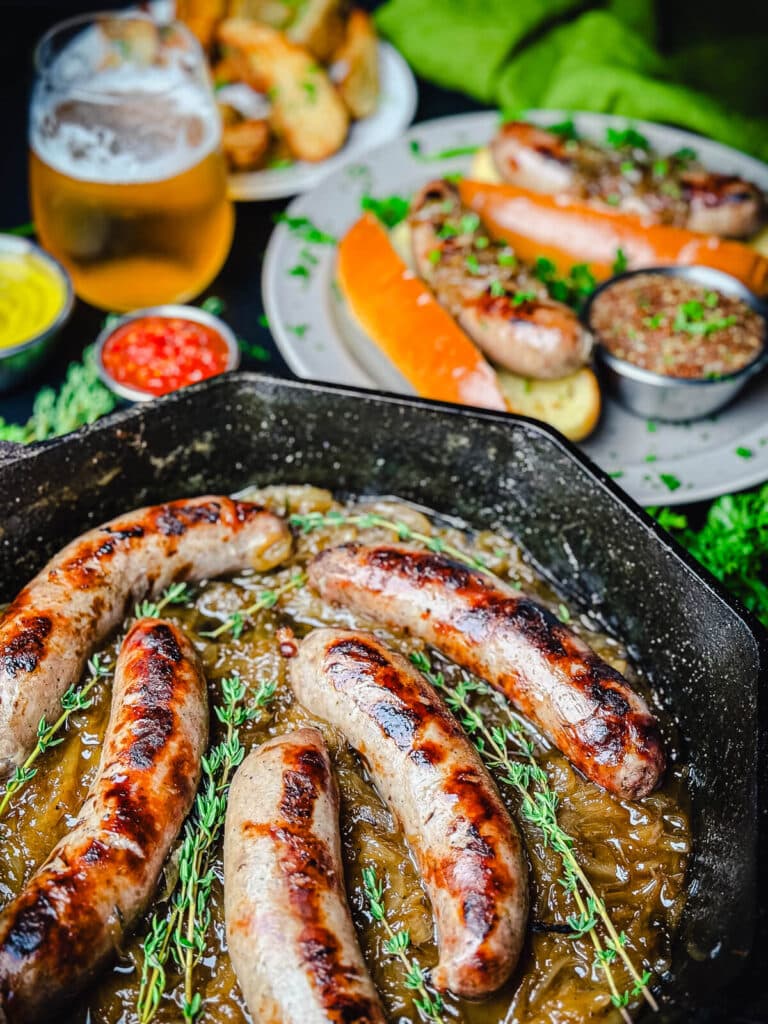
<box><xmin>659</xmin><ymin>473</ymin><xmax>681</xmax><ymax>492</ymax></box>
<box><xmin>612</xmin><ymin>248</ymin><xmax>628</xmax><ymax>275</ymax></box>
<box><xmin>548</xmin><ymin>118</ymin><xmax>578</xmax><ymax>140</ymax></box>
<box><xmin>661</xmin><ymin>181</ymin><xmax>682</xmax><ymax>199</ymax></box>
<box><xmin>533</xmin><ymin>257</ymin><xmax>596</xmax><ymax>308</ymax></box>
<box><xmin>361</xmin><ymin>194</ymin><xmax>411</xmax><ymax>228</ymax></box>
<box><xmin>620</xmin><ymin>160</ymin><xmax>635</xmax><ymax>175</ymax></box>
<box><xmin>460</xmin><ymin>213</ymin><xmax>480</xmax><ymax>234</ymax></box>
<box><xmin>736</xmin><ymin>446</ymin><xmax>753</xmax><ymax>459</ymax></box>
<box><xmin>289</xmin><ymin>264</ymin><xmax>310</xmax><ymax>279</ymax></box>
<box><xmin>287</xmin><ymin>324</ymin><xmax>308</xmax><ymax>337</ymax></box>
<box><xmin>302</xmin><ymin>79</ymin><xmax>318</xmax><ymax>102</ymax></box>
<box><xmin>672</xmin><ymin>146</ymin><xmax>697</xmax><ymax>163</ymax></box>
<box><xmin>274</xmin><ymin>214</ymin><xmax>336</xmax><ymax>245</ymax></box>
<box><xmin>673</xmin><ymin>301</ymin><xmax>737</xmax><ymax>336</ymax></box>
<box><xmin>409</xmin><ymin>139</ymin><xmax>480</xmax><ymax>161</ymax></box>
<box><xmin>201</xmin><ymin>295</ymin><xmax>225</xmax><ymax>316</ymax></box>
<box><xmin>609</xmin><ymin>470</ymin><xmax>624</xmax><ymax>479</ymax></box>
<box><xmin>643</xmin><ymin>314</ymin><xmax>665</xmax><ymax>329</ymax></box>
<box><xmin>652</xmin><ymin>159</ymin><xmax>669</xmax><ymax>177</ymax></box>
<box><xmin>489</xmin><ymin>279</ymin><xmax>506</xmax><ymax>297</ymax></box>
<box><xmin>512</xmin><ymin>290</ymin><xmax>537</xmax><ymax>305</ymax></box>
<box><xmin>606</xmin><ymin>193</ymin><xmax>621</xmax><ymax>206</ymax></box>
<box><xmin>475</xmin><ymin>236</ymin><xmax>489</xmax><ymax>249</ymax></box>
<box><xmin>428</xmin><ymin>249</ymin><xmax>441</xmax><ymax>265</ymax></box>
<box><xmin>606</xmin><ymin>126</ymin><xmax>649</xmax><ymax>150</ymax></box>
<box><xmin>437</xmin><ymin>222</ymin><xmax>458</xmax><ymax>239</ymax></box>
<box><xmin>257</xmin><ymin>313</ymin><xmax>270</xmax><ymax>329</ymax></box>
<box><xmin>647</xmin><ymin>419</ymin><xmax>657</xmax><ymax>432</ymax></box>
<box><xmin>498</xmin><ymin>251</ymin><xmax>517</xmax><ymax>267</ymax></box>
<box><xmin>267</xmin><ymin>157</ymin><xmax>294</xmax><ymax>170</ymax></box>
<box><xmin>705</xmin><ymin>291</ymin><xmax>719</xmax><ymax>308</ymax></box>
<box><xmin>465</xmin><ymin>253</ymin><xmax>481</xmax><ymax>274</ymax></box>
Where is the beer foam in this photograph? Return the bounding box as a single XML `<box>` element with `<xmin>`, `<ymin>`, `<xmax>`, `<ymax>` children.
<box><xmin>31</xmin><ymin>63</ymin><xmax>221</xmax><ymax>185</ymax></box>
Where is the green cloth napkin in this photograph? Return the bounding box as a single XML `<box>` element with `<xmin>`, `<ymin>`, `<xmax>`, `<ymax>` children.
<box><xmin>375</xmin><ymin>0</ymin><xmax>768</xmax><ymax>161</ymax></box>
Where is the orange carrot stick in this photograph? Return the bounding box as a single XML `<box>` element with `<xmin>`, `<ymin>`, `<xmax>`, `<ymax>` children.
<box><xmin>460</xmin><ymin>180</ymin><xmax>768</xmax><ymax>296</ymax></box>
<box><xmin>337</xmin><ymin>213</ymin><xmax>507</xmax><ymax>410</ymax></box>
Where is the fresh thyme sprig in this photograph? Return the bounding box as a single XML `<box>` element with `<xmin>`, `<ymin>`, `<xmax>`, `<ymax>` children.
<box><xmin>199</xmin><ymin>571</ymin><xmax>306</xmax><ymax>640</ymax></box>
<box><xmin>411</xmin><ymin>652</ymin><xmax>657</xmax><ymax>1021</ymax></box>
<box><xmin>135</xmin><ymin>582</ymin><xmax>193</xmax><ymax>619</ymax></box>
<box><xmin>361</xmin><ymin>866</ymin><xmax>447</xmax><ymax>1024</ymax></box>
<box><xmin>136</xmin><ymin>675</ymin><xmax>276</xmax><ymax>1023</ymax></box>
<box><xmin>289</xmin><ymin>509</ymin><xmax>500</xmax><ymax>578</ymax></box>
<box><xmin>0</xmin><ymin>654</ymin><xmax>112</xmax><ymax>819</ymax></box>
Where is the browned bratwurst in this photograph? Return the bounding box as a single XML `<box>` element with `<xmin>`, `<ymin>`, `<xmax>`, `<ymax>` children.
<box><xmin>409</xmin><ymin>179</ymin><xmax>592</xmax><ymax>378</ymax></box>
<box><xmin>0</xmin><ymin>619</ymin><xmax>208</xmax><ymax>1022</ymax></box>
<box><xmin>0</xmin><ymin>496</ymin><xmax>290</xmax><ymax>776</ymax></box>
<box><xmin>290</xmin><ymin>629</ymin><xmax>529</xmax><ymax>999</ymax></box>
<box><xmin>491</xmin><ymin>120</ymin><xmax>765</xmax><ymax>238</ymax></box>
<box><xmin>224</xmin><ymin>727</ymin><xmax>386</xmax><ymax>1024</ymax></box>
<box><xmin>308</xmin><ymin>545</ymin><xmax>666</xmax><ymax>801</ymax></box>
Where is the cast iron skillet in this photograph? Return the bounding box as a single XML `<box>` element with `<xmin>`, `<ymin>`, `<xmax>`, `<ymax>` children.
<box><xmin>0</xmin><ymin>372</ymin><xmax>764</xmax><ymax>1022</ymax></box>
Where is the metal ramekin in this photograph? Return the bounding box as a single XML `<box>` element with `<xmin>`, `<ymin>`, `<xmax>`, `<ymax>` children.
<box><xmin>94</xmin><ymin>304</ymin><xmax>240</xmax><ymax>402</ymax></box>
<box><xmin>0</xmin><ymin>234</ymin><xmax>74</xmax><ymax>394</ymax></box>
<box><xmin>583</xmin><ymin>265</ymin><xmax>768</xmax><ymax>422</ymax></box>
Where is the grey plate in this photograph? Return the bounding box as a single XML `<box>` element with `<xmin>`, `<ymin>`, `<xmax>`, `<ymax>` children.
<box><xmin>263</xmin><ymin>110</ymin><xmax>768</xmax><ymax>505</ymax></box>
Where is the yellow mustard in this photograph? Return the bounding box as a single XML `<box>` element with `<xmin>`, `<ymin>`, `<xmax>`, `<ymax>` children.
<box><xmin>0</xmin><ymin>250</ymin><xmax>67</xmax><ymax>350</ymax></box>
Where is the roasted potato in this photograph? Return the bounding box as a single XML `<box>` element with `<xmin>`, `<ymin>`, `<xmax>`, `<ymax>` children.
<box><xmin>218</xmin><ymin>19</ymin><xmax>349</xmax><ymax>162</ymax></box>
<box><xmin>332</xmin><ymin>8</ymin><xmax>379</xmax><ymax>119</ymax></box>
<box><xmin>222</xmin><ymin>117</ymin><xmax>271</xmax><ymax>170</ymax></box>
<box><xmin>287</xmin><ymin>0</ymin><xmax>347</xmax><ymax>62</ymax></box>
<box><xmin>497</xmin><ymin>367</ymin><xmax>602</xmax><ymax>442</ymax></box>
<box><xmin>176</xmin><ymin>0</ymin><xmax>228</xmax><ymax>51</ymax></box>
<box><xmin>227</xmin><ymin>0</ymin><xmax>294</xmax><ymax>29</ymax></box>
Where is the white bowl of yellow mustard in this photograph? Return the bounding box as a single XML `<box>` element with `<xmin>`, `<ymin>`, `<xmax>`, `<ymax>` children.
<box><xmin>0</xmin><ymin>234</ymin><xmax>73</xmax><ymax>392</ymax></box>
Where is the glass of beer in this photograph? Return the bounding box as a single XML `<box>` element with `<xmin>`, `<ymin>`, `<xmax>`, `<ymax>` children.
<box><xmin>29</xmin><ymin>12</ymin><xmax>234</xmax><ymax>311</ymax></box>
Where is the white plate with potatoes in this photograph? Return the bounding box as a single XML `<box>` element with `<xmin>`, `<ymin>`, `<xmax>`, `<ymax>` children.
<box><xmin>172</xmin><ymin>0</ymin><xmax>417</xmax><ymax>200</ymax></box>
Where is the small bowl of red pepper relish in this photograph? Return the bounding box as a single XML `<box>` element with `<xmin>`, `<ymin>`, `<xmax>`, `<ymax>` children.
<box><xmin>95</xmin><ymin>305</ymin><xmax>240</xmax><ymax>402</ymax></box>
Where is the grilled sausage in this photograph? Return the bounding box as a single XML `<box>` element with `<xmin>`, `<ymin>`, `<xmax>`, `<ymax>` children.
<box><xmin>0</xmin><ymin>619</ymin><xmax>208</xmax><ymax>1022</ymax></box>
<box><xmin>491</xmin><ymin>120</ymin><xmax>765</xmax><ymax>238</ymax></box>
<box><xmin>308</xmin><ymin>545</ymin><xmax>666</xmax><ymax>801</ymax></box>
<box><xmin>224</xmin><ymin>727</ymin><xmax>386</xmax><ymax>1024</ymax></box>
<box><xmin>409</xmin><ymin>179</ymin><xmax>592</xmax><ymax>378</ymax></box>
<box><xmin>290</xmin><ymin>629</ymin><xmax>529</xmax><ymax>999</ymax></box>
<box><xmin>0</xmin><ymin>496</ymin><xmax>290</xmax><ymax>776</ymax></box>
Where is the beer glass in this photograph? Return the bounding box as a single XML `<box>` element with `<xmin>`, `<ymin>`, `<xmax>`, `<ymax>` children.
<box><xmin>30</xmin><ymin>12</ymin><xmax>234</xmax><ymax>311</ymax></box>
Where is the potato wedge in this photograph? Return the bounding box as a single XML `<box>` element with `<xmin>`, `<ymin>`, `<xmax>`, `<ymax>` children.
<box><xmin>497</xmin><ymin>367</ymin><xmax>602</xmax><ymax>442</ymax></box>
<box><xmin>222</xmin><ymin>118</ymin><xmax>271</xmax><ymax>170</ymax></box>
<box><xmin>227</xmin><ymin>0</ymin><xmax>294</xmax><ymax>29</ymax></box>
<box><xmin>288</xmin><ymin>0</ymin><xmax>347</xmax><ymax>62</ymax></box>
<box><xmin>218</xmin><ymin>19</ymin><xmax>349</xmax><ymax>162</ymax></box>
<box><xmin>176</xmin><ymin>0</ymin><xmax>228</xmax><ymax>51</ymax></box>
<box><xmin>332</xmin><ymin>8</ymin><xmax>379</xmax><ymax>119</ymax></box>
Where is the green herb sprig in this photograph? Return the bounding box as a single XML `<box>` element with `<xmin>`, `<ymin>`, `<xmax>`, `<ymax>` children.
<box><xmin>649</xmin><ymin>483</ymin><xmax>768</xmax><ymax>626</ymax></box>
<box><xmin>200</xmin><ymin>571</ymin><xmax>306</xmax><ymax>640</ymax></box>
<box><xmin>135</xmin><ymin>582</ymin><xmax>193</xmax><ymax>620</ymax></box>
<box><xmin>273</xmin><ymin>213</ymin><xmax>337</xmax><ymax>245</ymax></box>
<box><xmin>411</xmin><ymin>652</ymin><xmax>658</xmax><ymax>1021</ymax></box>
<box><xmin>289</xmin><ymin>509</ymin><xmax>501</xmax><ymax>579</ymax></box>
<box><xmin>0</xmin><ymin>654</ymin><xmax>112</xmax><ymax>819</ymax></box>
<box><xmin>137</xmin><ymin>675</ymin><xmax>276</xmax><ymax>1023</ymax></box>
<box><xmin>0</xmin><ymin>346</ymin><xmax>116</xmax><ymax>443</ymax></box>
<box><xmin>362</xmin><ymin>866</ymin><xmax>447</xmax><ymax>1023</ymax></box>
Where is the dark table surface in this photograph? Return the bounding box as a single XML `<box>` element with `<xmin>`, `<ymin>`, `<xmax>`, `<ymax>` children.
<box><xmin>2</xmin><ymin>5</ymin><xmax>767</xmax><ymax>1022</ymax></box>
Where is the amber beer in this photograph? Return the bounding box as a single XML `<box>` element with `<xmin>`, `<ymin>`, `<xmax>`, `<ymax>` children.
<box><xmin>29</xmin><ymin>15</ymin><xmax>234</xmax><ymax>312</ymax></box>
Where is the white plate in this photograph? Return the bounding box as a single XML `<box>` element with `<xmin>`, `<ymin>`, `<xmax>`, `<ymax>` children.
<box><xmin>263</xmin><ymin>110</ymin><xmax>768</xmax><ymax>505</ymax></box>
<box><xmin>227</xmin><ymin>43</ymin><xmax>417</xmax><ymax>201</ymax></box>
